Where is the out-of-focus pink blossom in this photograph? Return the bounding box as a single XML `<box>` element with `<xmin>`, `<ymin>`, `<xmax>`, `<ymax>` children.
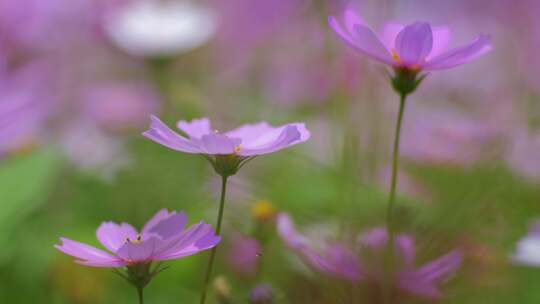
<box><xmin>226</xmin><ymin>233</ymin><xmax>261</xmax><ymax>276</ymax></box>
<box><xmin>83</xmin><ymin>82</ymin><xmax>160</xmax><ymax>132</ymax></box>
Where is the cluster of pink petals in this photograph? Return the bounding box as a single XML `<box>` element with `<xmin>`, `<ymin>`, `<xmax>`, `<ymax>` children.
<box><xmin>329</xmin><ymin>9</ymin><xmax>492</xmax><ymax>71</ymax></box>
<box><xmin>143</xmin><ymin>115</ymin><xmax>310</xmax><ymax>156</ymax></box>
<box><xmin>55</xmin><ymin>209</ymin><xmax>220</xmax><ymax>267</ymax></box>
<box><xmin>278</xmin><ymin>214</ymin><xmax>462</xmax><ymax>299</ymax></box>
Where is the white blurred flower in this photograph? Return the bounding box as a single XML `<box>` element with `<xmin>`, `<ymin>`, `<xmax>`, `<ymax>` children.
<box><xmin>513</xmin><ymin>221</ymin><xmax>540</xmax><ymax>267</ymax></box>
<box><xmin>105</xmin><ymin>0</ymin><xmax>216</xmax><ymax>57</ymax></box>
<box><xmin>60</xmin><ymin>122</ymin><xmax>131</xmax><ymax>181</ymax></box>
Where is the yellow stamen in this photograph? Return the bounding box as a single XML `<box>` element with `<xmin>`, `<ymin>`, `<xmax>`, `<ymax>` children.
<box><xmin>234</xmin><ymin>145</ymin><xmax>242</xmax><ymax>153</ymax></box>
<box><xmin>391</xmin><ymin>49</ymin><xmax>402</xmax><ymax>64</ymax></box>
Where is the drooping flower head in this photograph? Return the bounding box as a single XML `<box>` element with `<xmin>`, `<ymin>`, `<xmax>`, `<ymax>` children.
<box><xmin>277</xmin><ymin>213</ymin><xmax>462</xmax><ymax>299</ymax></box>
<box><xmin>328</xmin><ymin>9</ymin><xmax>492</xmax><ymax>95</ymax></box>
<box><xmin>512</xmin><ymin>219</ymin><xmax>540</xmax><ymax>267</ymax></box>
<box><xmin>143</xmin><ymin>115</ymin><xmax>310</xmax><ymax>177</ymax></box>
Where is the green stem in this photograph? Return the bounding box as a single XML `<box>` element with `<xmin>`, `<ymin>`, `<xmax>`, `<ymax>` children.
<box><xmin>386</xmin><ymin>93</ymin><xmax>407</xmax><ymax>250</ymax></box>
<box><xmin>200</xmin><ymin>176</ymin><xmax>228</xmax><ymax>304</ymax></box>
<box><xmin>137</xmin><ymin>287</ymin><xmax>144</xmax><ymax>304</ymax></box>
<box><xmin>383</xmin><ymin>92</ymin><xmax>407</xmax><ymax>304</ymax></box>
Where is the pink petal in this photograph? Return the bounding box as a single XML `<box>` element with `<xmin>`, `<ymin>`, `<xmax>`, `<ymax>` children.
<box><xmin>142</xmin><ymin>209</ymin><xmax>175</xmax><ymax>235</ymax></box>
<box><xmin>426</xmin><ymin>26</ymin><xmax>451</xmax><ymax>60</ymax></box>
<box><xmin>380</xmin><ymin>22</ymin><xmax>404</xmax><ymax>50</ymax></box>
<box><xmin>55</xmin><ymin>237</ymin><xmax>124</xmax><ymax>268</ymax></box>
<box><xmin>199</xmin><ymin>133</ymin><xmax>239</xmax><ymax>155</ymax></box>
<box><xmin>395</xmin><ymin>22</ymin><xmax>433</xmax><ymax>65</ymax></box>
<box><xmin>142</xmin><ymin>115</ymin><xmax>202</xmax><ymax>154</ymax></box>
<box><xmin>176</xmin><ymin>118</ymin><xmax>212</xmax><ymax>139</ymax></box>
<box><xmin>328</xmin><ymin>14</ymin><xmax>393</xmax><ymax>64</ymax></box>
<box><xmin>116</xmin><ymin>237</ymin><xmax>159</xmax><ymax>262</ymax></box>
<box><xmin>145</xmin><ymin>211</ymin><xmax>187</xmax><ymax>239</ymax></box>
<box><xmin>237</xmin><ymin>123</ymin><xmax>310</xmax><ymax>156</ymax></box>
<box><xmin>424</xmin><ymin>34</ymin><xmax>492</xmax><ymax>70</ymax></box>
<box><xmin>96</xmin><ymin>222</ymin><xmax>138</xmax><ymax>252</ymax></box>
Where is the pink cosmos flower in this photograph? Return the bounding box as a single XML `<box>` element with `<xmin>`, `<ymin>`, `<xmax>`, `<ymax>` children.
<box><xmin>55</xmin><ymin>209</ymin><xmax>220</xmax><ymax>267</ymax></box>
<box><xmin>278</xmin><ymin>213</ymin><xmax>462</xmax><ymax>299</ymax></box>
<box><xmin>328</xmin><ymin>9</ymin><xmax>492</xmax><ymax>72</ymax></box>
<box><xmin>143</xmin><ymin>115</ymin><xmax>310</xmax><ymax>176</ymax></box>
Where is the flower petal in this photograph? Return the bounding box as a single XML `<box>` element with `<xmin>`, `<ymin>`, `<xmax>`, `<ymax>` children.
<box><xmin>395</xmin><ymin>22</ymin><xmax>433</xmax><ymax>65</ymax></box>
<box><xmin>96</xmin><ymin>222</ymin><xmax>138</xmax><ymax>252</ymax></box>
<box><xmin>55</xmin><ymin>237</ymin><xmax>125</xmax><ymax>268</ymax></box>
<box><xmin>116</xmin><ymin>237</ymin><xmax>159</xmax><ymax>262</ymax></box>
<box><xmin>426</xmin><ymin>26</ymin><xmax>451</xmax><ymax>60</ymax></box>
<box><xmin>200</xmin><ymin>133</ymin><xmax>240</xmax><ymax>155</ymax></box>
<box><xmin>328</xmin><ymin>12</ymin><xmax>394</xmax><ymax>64</ymax></box>
<box><xmin>153</xmin><ymin>221</ymin><xmax>220</xmax><ymax>261</ymax></box>
<box><xmin>142</xmin><ymin>209</ymin><xmax>175</xmax><ymax>235</ymax></box>
<box><xmin>142</xmin><ymin>115</ymin><xmax>202</xmax><ymax>153</ymax></box>
<box><xmin>176</xmin><ymin>118</ymin><xmax>212</xmax><ymax>139</ymax></box>
<box><xmin>237</xmin><ymin>123</ymin><xmax>310</xmax><ymax>156</ymax></box>
<box><xmin>424</xmin><ymin>34</ymin><xmax>492</xmax><ymax>70</ymax></box>
<box><xmin>145</xmin><ymin>210</ymin><xmax>187</xmax><ymax>239</ymax></box>
<box><xmin>380</xmin><ymin>22</ymin><xmax>404</xmax><ymax>50</ymax></box>
<box><xmin>398</xmin><ymin>250</ymin><xmax>462</xmax><ymax>298</ymax></box>
<box><xmin>414</xmin><ymin>250</ymin><xmax>463</xmax><ymax>282</ymax></box>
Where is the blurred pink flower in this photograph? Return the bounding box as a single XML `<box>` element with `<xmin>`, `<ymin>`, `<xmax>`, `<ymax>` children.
<box><xmin>506</xmin><ymin>129</ymin><xmax>540</xmax><ymax>182</ymax></box>
<box><xmin>0</xmin><ymin>63</ymin><xmax>52</xmax><ymax>156</ymax></box>
<box><xmin>278</xmin><ymin>213</ymin><xmax>462</xmax><ymax>299</ymax></box>
<box><xmin>400</xmin><ymin>105</ymin><xmax>500</xmax><ymax>166</ymax></box>
<box><xmin>227</xmin><ymin>233</ymin><xmax>261</xmax><ymax>276</ymax></box>
<box><xmin>83</xmin><ymin>82</ymin><xmax>160</xmax><ymax>132</ymax></box>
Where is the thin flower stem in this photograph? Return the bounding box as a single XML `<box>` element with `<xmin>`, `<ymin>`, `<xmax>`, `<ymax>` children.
<box><xmin>387</xmin><ymin>93</ymin><xmax>406</xmax><ymax>250</ymax></box>
<box><xmin>200</xmin><ymin>176</ymin><xmax>228</xmax><ymax>304</ymax></box>
<box><xmin>137</xmin><ymin>287</ymin><xmax>144</xmax><ymax>304</ymax></box>
<box><xmin>384</xmin><ymin>92</ymin><xmax>407</xmax><ymax>303</ymax></box>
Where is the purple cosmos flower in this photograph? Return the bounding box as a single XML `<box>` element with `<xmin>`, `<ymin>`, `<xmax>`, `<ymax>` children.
<box><xmin>329</xmin><ymin>9</ymin><xmax>492</xmax><ymax>72</ymax></box>
<box><xmin>55</xmin><ymin>209</ymin><xmax>220</xmax><ymax>267</ymax></box>
<box><xmin>143</xmin><ymin>115</ymin><xmax>310</xmax><ymax>177</ymax></box>
<box><xmin>277</xmin><ymin>213</ymin><xmax>462</xmax><ymax>299</ymax></box>
<box><xmin>329</xmin><ymin>9</ymin><xmax>491</xmax><ymax>95</ymax></box>
<box><xmin>512</xmin><ymin>219</ymin><xmax>540</xmax><ymax>267</ymax></box>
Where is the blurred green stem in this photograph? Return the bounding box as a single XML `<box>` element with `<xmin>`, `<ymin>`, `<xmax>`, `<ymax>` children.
<box><xmin>137</xmin><ymin>287</ymin><xmax>144</xmax><ymax>304</ymax></box>
<box><xmin>200</xmin><ymin>176</ymin><xmax>228</xmax><ymax>304</ymax></box>
<box><xmin>384</xmin><ymin>92</ymin><xmax>407</xmax><ymax>303</ymax></box>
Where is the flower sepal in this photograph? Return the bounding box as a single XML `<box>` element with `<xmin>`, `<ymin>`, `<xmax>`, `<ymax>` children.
<box><xmin>113</xmin><ymin>262</ymin><xmax>169</xmax><ymax>290</ymax></box>
<box><xmin>204</xmin><ymin>154</ymin><xmax>255</xmax><ymax>178</ymax></box>
<box><xmin>390</xmin><ymin>67</ymin><xmax>427</xmax><ymax>96</ymax></box>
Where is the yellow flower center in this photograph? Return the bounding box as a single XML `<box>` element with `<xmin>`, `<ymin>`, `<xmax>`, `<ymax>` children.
<box><xmin>391</xmin><ymin>49</ymin><xmax>402</xmax><ymax>65</ymax></box>
<box><xmin>251</xmin><ymin>200</ymin><xmax>276</xmax><ymax>221</ymax></box>
<box><xmin>234</xmin><ymin>145</ymin><xmax>242</xmax><ymax>153</ymax></box>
